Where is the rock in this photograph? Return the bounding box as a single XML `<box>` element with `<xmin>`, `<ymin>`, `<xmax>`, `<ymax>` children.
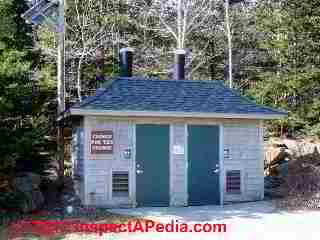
<box><xmin>265</xmin><ymin>138</ymin><xmax>320</xmax><ymax>177</ymax></box>
<box><xmin>267</xmin><ymin>138</ymin><xmax>317</xmax><ymax>158</ymax></box>
<box><xmin>281</xmin><ymin>139</ymin><xmax>320</xmax><ymax>157</ymax></box>
<box><xmin>61</xmin><ymin>193</ymin><xmax>81</xmax><ymax>207</ymax></box>
<box><xmin>277</xmin><ymin>161</ymin><xmax>289</xmax><ymax>177</ymax></box>
<box><xmin>14</xmin><ymin>172</ymin><xmax>42</xmax><ymax>191</ymax></box>
<box><xmin>40</xmin><ymin>177</ymin><xmax>60</xmax><ymax>206</ymax></box>
<box><xmin>58</xmin><ymin>176</ymin><xmax>83</xmax><ymax>208</ymax></box>
<box><xmin>25</xmin><ymin>172</ymin><xmax>41</xmax><ymax>186</ymax></box>
<box><xmin>265</xmin><ymin>176</ymin><xmax>284</xmax><ymax>189</ymax></box>
<box><xmin>32</xmin><ymin>189</ymin><xmax>44</xmax><ymax>210</ymax></box>
<box><xmin>43</xmin><ymin>169</ymin><xmax>59</xmax><ymax>181</ymax></box>
<box><xmin>264</xmin><ymin>175</ymin><xmax>285</xmax><ymax>199</ymax></box>
<box><xmin>13</xmin><ymin>177</ymin><xmax>34</xmax><ymax>192</ymax></box>
<box><xmin>264</xmin><ymin>188</ymin><xmax>285</xmax><ymax>199</ymax></box>
<box><xmin>11</xmin><ymin>172</ymin><xmax>44</xmax><ymax>213</ymax></box>
<box><xmin>266</xmin><ymin>148</ymin><xmax>291</xmax><ymax>166</ymax></box>
<box><xmin>17</xmin><ymin>189</ymin><xmax>44</xmax><ymax>213</ymax></box>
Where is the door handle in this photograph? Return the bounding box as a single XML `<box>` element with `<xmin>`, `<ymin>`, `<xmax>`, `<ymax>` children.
<box><xmin>136</xmin><ymin>169</ymin><xmax>144</xmax><ymax>174</ymax></box>
<box><xmin>213</xmin><ymin>163</ymin><xmax>219</xmax><ymax>174</ymax></box>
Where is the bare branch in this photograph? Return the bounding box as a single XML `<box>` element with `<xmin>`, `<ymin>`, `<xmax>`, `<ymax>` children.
<box><xmin>151</xmin><ymin>9</ymin><xmax>179</xmax><ymax>42</ymax></box>
<box><xmin>185</xmin><ymin>0</ymin><xmax>208</xmax><ymax>31</ymax></box>
<box><xmin>186</xmin><ymin>4</ymin><xmax>212</xmax><ymax>36</ymax></box>
<box><xmin>187</xmin><ymin>58</ymin><xmax>206</xmax><ymax>79</ymax></box>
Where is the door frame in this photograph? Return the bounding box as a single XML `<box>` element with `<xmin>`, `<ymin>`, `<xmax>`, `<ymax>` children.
<box><xmin>185</xmin><ymin>123</ymin><xmax>224</xmax><ymax>206</ymax></box>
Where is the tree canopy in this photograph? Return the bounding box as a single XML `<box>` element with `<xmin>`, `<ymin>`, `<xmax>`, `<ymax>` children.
<box><xmin>0</xmin><ymin>0</ymin><xmax>320</xmax><ymax>176</ymax></box>
<box><xmin>0</xmin><ymin>0</ymin><xmax>56</xmax><ymax>175</ymax></box>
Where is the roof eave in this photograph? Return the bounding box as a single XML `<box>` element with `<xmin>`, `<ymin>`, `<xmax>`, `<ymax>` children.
<box><xmin>69</xmin><ymin>108</ymin><xmax>287</xmax><ymax>120</ymax></box>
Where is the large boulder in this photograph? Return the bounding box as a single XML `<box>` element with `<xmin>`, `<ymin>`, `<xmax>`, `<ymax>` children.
<box><xmin>265</xmin><ymin>143</ymin><xmax>291</xmax><ymax>176</ymax></box>
<box><xmin>276</xmin><ymin>138</ymin><xmax>320</xmax><ymax>157</ymax></box>
<box><xmin>265</xmin><ymin>138</ymin><xmax>320</xmax><ymax>176</ymax></box>
<box><xmin>60</xmin><ymin>176</ymin><xmax>82</xmax><ymax>208</ymax></box>
<box><xmin>40</xmin><ymin>177</ymin><xmax>60</xmax><ymax>207</ymax></box>
<box><xmin>14</xmin><ymin>172</ymin><xmax>41</xmax><ymax>188</ymax></box>
<box><xmin>10</xmin><ymin>172</ymin><xmax>44</xmax><ymax>213</ymax></box>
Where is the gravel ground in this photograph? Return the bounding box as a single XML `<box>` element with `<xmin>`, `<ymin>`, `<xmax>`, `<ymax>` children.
<box><xmin>4</xmin><ymin>200</ymin><xmax>320</xmax><ymax>240</ymax></box>
<box><xmin>60</xmin><ymin>200</ymin><xmax>320</xmax><ymax>240</ymax></box>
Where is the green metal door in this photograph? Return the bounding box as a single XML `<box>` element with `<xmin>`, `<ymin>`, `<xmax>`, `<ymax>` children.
<box><xmin>188</xmin><ymin>125</ymin><xmax>220</xmax><ymax>205</ymax></box>
<box><xmin>136</xmin><ymin>124</ymin><xmax>170</xmax><ymax>206</ymax></box>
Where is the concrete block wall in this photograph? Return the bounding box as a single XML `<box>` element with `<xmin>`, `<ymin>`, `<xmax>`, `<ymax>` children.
<box><xmin>75</xmin><ymin>116</ymin><xmax>264</xmax><ymax>207</ymax></box>
<box><xmin>170</xmin><ymin>124</ymin><xmax>188</xmax><ymax>206</ymax></box>
<box><xmin>83</xmin><ymin>117</ymin><xmax>135</xmax><ymax>207</ymax></box>
<box><xmin>223</xmin><ymin>121</ymin><xmax>264</xmax><ymax>203</ymax></box>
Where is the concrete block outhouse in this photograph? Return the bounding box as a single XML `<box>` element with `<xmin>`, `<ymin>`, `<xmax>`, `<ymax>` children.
<box><xmin>67</xmin><ymin>49</ymin><xmax>287</xmax><ymax>207</ymax></box>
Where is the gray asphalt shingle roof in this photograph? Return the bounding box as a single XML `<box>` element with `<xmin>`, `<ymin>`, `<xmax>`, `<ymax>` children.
<box><xmin>71</xmin><ymin>77</ymin><xmax>287</xmax><ymax>116</ymax></box>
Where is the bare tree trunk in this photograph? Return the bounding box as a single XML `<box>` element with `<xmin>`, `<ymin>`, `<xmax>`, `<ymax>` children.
<box><xmin>209</xmin><ymin>40</ymin><xmax>215</xmax><ymax>80</ymax></box>
<box><xmin>77</xmin><ymin>55</ymin><xmax>84</xmax><ymax>102</ymax></box>
<box><xmin>57</xmin><ymin>0</ymin><xmax>65</xmax><ymax>182</ymax></box>
<box><xmin>177</xmin><ymin>0</ymin><xmax>183</xmax><ymax>49</ymax></box>
<box><xmin>225</xmin><ymin>0</ymin><xmax>233</xmax><ymax>88</ymax></box>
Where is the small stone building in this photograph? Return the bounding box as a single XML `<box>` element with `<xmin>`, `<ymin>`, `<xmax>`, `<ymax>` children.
<box><xmin>67</xmin><ymin>48</ymin><xmax>287</xmax><ymax>207</ymax></box>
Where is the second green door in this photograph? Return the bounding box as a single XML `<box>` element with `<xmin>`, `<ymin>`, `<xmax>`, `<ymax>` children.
<box><xmin>188</xmin><ymin>125</ymin><xmax>220</xmax><ymax>205</ymax></box>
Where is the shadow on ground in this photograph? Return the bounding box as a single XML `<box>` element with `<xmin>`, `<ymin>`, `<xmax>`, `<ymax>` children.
<box><xmin>109</xmin><ymin>200</ymin><xmax>286</xmax><ymax>223</ymax></box>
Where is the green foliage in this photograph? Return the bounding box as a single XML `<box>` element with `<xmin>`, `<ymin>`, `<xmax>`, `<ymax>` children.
<box><xmin>0</xmin><ymin>0</ymin><xmax>32</xmax><ymax>50</ymax></box>
<box><xmin>0</xmin><ymin>0</ymin><xmax>318</xmax><ymax>182</ymax></box>
<box><xmin>0</xmin><ymin>190</ymin><xmax>27</xmax><ymax>210</ymax></box>
<box><xmin>247</xmin><ymin>0</ymin><xmax>320</xmax><ymax>137</ymax></box>
<box><xmin>0</xmin><ymin>0</ymin><xmax>56</xmax><ymax>175</ymax></box>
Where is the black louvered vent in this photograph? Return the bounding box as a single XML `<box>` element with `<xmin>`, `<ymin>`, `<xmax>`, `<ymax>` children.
<box><xmin>112</xmin><ymin>172</ymin><xmax>129</xmax><ymax>197</ymax></box>
<box><xmin>226</xmin><ymin>170</ymin><xmax>241</xmax><ymax>194</ymax></box>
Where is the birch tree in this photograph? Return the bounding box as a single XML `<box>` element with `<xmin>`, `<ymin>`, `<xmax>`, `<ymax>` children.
<box><xmin>222</xmin><ymin>0</ymin><xmax>254</xmax><ymax>88</ymax></box>
<box><xmin>66</xmin><ymin>0</ymin><xmax>124</xmax><ymax>101</ymax></box>
<box><xmin>225</xmin><ymin>0</ymin><xmax>233</xmax><ymax>88</ymax></box>
<box><xmin>133</xmin><ymin>0</ymin><xmax>218</xmax><ymax>79</ymax></box>
<box><xmin>36</xmin><ymin>0</ymin><xmax>129</xmax><ymax>102</ymax></box>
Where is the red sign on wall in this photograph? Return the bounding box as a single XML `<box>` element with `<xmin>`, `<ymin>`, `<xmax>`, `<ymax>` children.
<box><xmin>91</xmin><ymin>130</ymin><xmax>113</xmax><ymax>154</ymax></box>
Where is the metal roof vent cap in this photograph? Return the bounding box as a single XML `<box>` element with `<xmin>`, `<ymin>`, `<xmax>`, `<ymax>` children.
<box><xmin>119</xmin><ymin>47</ymin><xmax>134</xmax><ymax>77</ymax></box>
<box><xmin>174</xmin><ymin>49</ymin><xmax>186</xmax><ymax>80</ymax></box>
